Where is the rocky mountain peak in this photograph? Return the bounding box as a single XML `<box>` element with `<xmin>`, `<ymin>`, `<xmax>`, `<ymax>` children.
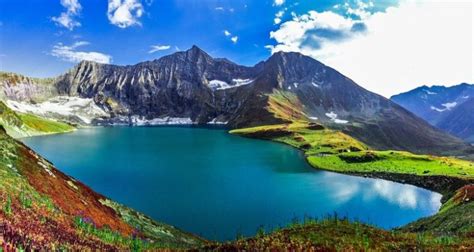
<box><xmin>183</xmin><ymin>45</ymin><xmax>213</xmax><ymax>63</ymax></box>
<box><xmin>76</xmin><ymin>60</ymin><xmax>104</xmax><ymax>68</ymax></box>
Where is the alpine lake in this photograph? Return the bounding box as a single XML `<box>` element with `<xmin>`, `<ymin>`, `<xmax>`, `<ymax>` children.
<box><xmin>23</xmin><ymin>126</ymin><xmax>441</xmax><ymax>241</ymax></box>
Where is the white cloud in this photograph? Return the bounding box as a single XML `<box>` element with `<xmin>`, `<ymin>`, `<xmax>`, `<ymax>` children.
<box><xmin>107</xmin><ymin>0</ymin><xmax>144</xmax><ymax>28</ymax></box>
<box><xmin>274</xmin><ymin>10</ymin><xmax>285</xmax><ymax>24</ymax></box>
<box><xmin>224</xmin><ymin>30</ymin><xmax>238</xmax><ymax>44</ymax></box>
<box><xmin>149</xmin><ymin>44</ymin><xmax>171</xmax><ymax>53</ymax></box>
<box><xmin>215</xmin><ymin>6</ymin><xmax>234</xmax><ymax>12</ymax></box>
<box><xmin>268</xmin><ymin>0</ymin><xmax>474</xmax><ymax>97</ymax></box>
<box><xmin>52</xmin><ymin>0</ymin><xmax>82</xmax><ymax>30</ymax></box>
<box><xmin>274</xmin><ymin>0</ymin><xmax>285</xmax><ymax>6</ymax></box>
<box><xmin>51</xmin><ymin>41</ymin><xmax>112</xmax><ymax>64</ymax></box>
<box><xmin>345</xmin><ymin>0</ymin><xmax>374</xmax><ymax>19</ymax></box>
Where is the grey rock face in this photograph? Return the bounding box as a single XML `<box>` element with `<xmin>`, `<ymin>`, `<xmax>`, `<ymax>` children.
<box><xmin>0</xmin><ymin>72</ymin><xmax>58</xmax><ymax>102</ymax></box>
<box><xmin>55</xmin><ymin>46</ymin><xmax>258</xmax><ymax>123</ymax></box>
<box><xmin>3</xmin><ymin>46</ymin><xmax>473</xmax><ymax>156</ymax></box>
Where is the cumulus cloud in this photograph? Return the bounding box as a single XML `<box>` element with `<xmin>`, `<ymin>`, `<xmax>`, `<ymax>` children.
<box><xmin>274</xmin><ymin>0</ymin><xmax>285</xmax><ymax>6</ymax></box>
<box><xmin>149</xmin><ymin>44</ymin><xmax>171</xmax><ymax>53</ymax></box>
<box><xmin>231</xmin><ymin>36</ymin><xmax>238</xmax><ymax>43</ymax></box>
<box><xmin>270</xmin><ymin>10</ymin><xmax>365</xmax><ymax>52</ymax></box>
<box><xmin>224</xmin><ymin>30</ymin><xmax>231</xmax><ymax>36</ymax></box>
<box><xmin>52</xmin><ymin>0</ymin><xmax>82</xmax><ymax>30</ymax></box>
<box><xmin>51</xmin><ymin>41</ymin><xmax>112</xmax><ymax>64</ymax></box>
<box><xmin>107</xmin><ymin>0</ymin><xmax>144</xmax><ymax>28</ymax></box>
<box><xmin>268</xmin><ymin>0</ymin><xmax>473</xmax><ymax>97</ymax></box>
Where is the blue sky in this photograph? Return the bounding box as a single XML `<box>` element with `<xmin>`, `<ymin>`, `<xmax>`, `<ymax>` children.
<box><xmin>0</xmin><ymin>0</ymin><xmax>390</xmax><ymax>76</ymax></box>
<box><xmin>0</xmin><ymin>0</ymin><xmax>472</xmax><ymax>96</ymax></box>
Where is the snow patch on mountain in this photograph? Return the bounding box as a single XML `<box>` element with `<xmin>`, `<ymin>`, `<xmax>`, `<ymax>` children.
<box><xmin>208</xmin><ymin>80</ymin><xmax>230</xmax><ymax>90</ymax></box>
<box><xmin>325</xmin><ymin>111</ymin><xmax>348</xmax><ymax>124</ymax></box>
<box><xmin>129</xmin><ymin>116</ymin><xmax>195</xmax><ymax>126</ymax></box>
<box><xmin>6</xmin><ymin>96</ymin><xmax>108</xmax><ymax>124</ymax></box>
<box><xmin>442</xmin><ymin>102</ymin><xmax>457</xmax><ymax>110</ymax></box>
<box><xmin>232</xmin><ymin>78</ymin><xmax>253</xmax><ymax>86</ymax></box>
<box><xmin>208</xmin><ymin>79</ymin><xmax>254</xmax><ymax>90</ymax></box>
<box><xmin>430</xmin><ymin>102</ymin><xmax>458</xmax><ymax>112</ymax></box>
<box><xmin>424</xmin><ymin>90</ymin><xmax>437</xmax><ymax>95</ymax></box>
<box><xmin>207</xmin><ymin>118</ymin><xmax>228</xmax><ymax>125</ymax></box>
<box><xmin>430</xmin><ymin>106</ymin><xmax>444</xmax><ymax>112</ymax></box>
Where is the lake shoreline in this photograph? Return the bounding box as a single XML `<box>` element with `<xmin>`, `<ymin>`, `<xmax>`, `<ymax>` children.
<box><xmin>229</xmin><ymin>122</ymin><xmax>474</xmax><ymax>233</ymax></box>
<box><xmin>23</xmin><ymin>126</ymin><xmax>444</xmax><ymax>241</ymax></box>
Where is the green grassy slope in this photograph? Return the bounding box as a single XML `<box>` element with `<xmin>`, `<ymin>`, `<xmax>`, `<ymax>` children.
<box><xmin>231</xmin><ymin>122</ymin><xmax>474</xmax><ymax>185</ymax></box>
<box><xmin>230</xmin><ymin>90</ymin><xmax>474</xmax><ymax>246</ymax></box>
<box><xmin>0</xmin><ymin>101</ymin><xmax>74</xmax><ymax>138</ymax></box>
<box><xmin>230</xmin><ymin>121</ymin><xmax>474</xmax><ymax>249</ymax></box>
<box><xmin>399</xmin><ymin>185</ymin><xmax>474</xmax><ymax>236</ymax></box>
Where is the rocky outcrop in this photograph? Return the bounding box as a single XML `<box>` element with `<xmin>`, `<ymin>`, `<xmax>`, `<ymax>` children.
<box><xmin>54</xmin><ymin>46</ymin><xmax>259</xmax><ymax>124</ymax></box>
<box><xmin>0</xmin><ymin>72</ymin><xmax>57</xmax><ymax>102</ymax></box>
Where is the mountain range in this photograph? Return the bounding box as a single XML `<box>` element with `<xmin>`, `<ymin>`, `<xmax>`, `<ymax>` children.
<box><xmin>392</xmin><ymin>84</ymin><xmax>474</xmax><ymax>143</ymax></box>
<box><xmin>1</xmin><ymin>46</ymin><xmax>472</xmax><ymax>157</ymax></box>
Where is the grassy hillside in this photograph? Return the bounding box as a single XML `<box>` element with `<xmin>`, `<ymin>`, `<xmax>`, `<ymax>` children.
<box><xmin>400</xmin><ymin>185</ymin><xmax>474</xmax><ymax>236</ymax></box>
<box><xmin>207</xmin><ymin>216</ymin><xmax>473</xmax><ymax>250</ymax></box>
<box><xmin>0</xmin><ymin>126</ymin><xmax>204</xmax><ymax>250</ymax></box>
<box><xmin>230</xmin><ymin>122</ymin><xmax>474</xmax><ymax>249</ymax></box>
<box><xmin>231</xmin><ymin>122</ymin><xmax>474</xmax><ymax>193</ymax></box>
<box><xmin>0</xmin><ymin>101</ymin><xmax>74</xmax><ymax>138</ymax></box>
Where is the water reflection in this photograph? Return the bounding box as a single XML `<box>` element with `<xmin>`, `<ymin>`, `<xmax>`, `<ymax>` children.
<box><xmin>323</xmin><ymin>173</ymin><xmax>442</xmax><ymax>211</ymax></box>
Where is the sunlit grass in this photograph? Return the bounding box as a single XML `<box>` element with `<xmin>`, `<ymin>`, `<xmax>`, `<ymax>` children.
<box><xmin>231</xmin><ymin>122</ymin><xmax>474</xmax><ymax>180</ymax></box>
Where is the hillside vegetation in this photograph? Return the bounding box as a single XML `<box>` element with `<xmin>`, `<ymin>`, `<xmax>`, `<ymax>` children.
<box><xmin>0</xmin><ymin>126</ymin><xmax>205</xmax><ymax>250</ymax></box>
<box><xmin>231</xmin><ymin>119</ymin><xmax>473</xmax><ymax>194</ymax></box>
<box><xmin>0</xmin><ymin>101</ymin><xmax>74</xmax><ymax>138</ymax></box>
<box><xmin>207</xmin><ymin>215</ymin><xmax>474</xmax><ymax>251</ymax></box>
<box><xmin>230</xmin><ymin>120</ymin><xmax>474</xmax><ymax>249</ymax></box>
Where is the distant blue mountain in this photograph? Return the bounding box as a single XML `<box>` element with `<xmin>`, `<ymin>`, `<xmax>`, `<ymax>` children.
<box><xmin>391</xmin><ymin>83</ymin><xmax>474</xmax><ymax>142</ymax></box>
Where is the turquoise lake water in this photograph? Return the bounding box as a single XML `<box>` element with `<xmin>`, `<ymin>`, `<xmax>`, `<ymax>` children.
<box><xmin>23</xmin><ymin>126</ymin><xmax>442</xmax><ymax>241</ymax></box>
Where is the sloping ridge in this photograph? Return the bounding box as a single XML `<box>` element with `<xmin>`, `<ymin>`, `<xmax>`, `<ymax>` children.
<box><xmin>437</xmin><ymin>97</ymin><xmax>474</xmax><ymax>142</ymax></box>
<box><xmin>227</xmin><ymin>51</ymin><xmax>473</xmax><ymax>156</ymax></box>
<box><xmin>6</xmin><ymin>46</ymin><xmax>473</xmax><ymax>157</ymax></box>
<box><xmin>0</xmin><ymin>126</ymin><xmax>203</xmax><ymax>249</ymax></box>
<box><xmin>391</xmin><ymin>83</ymin><xmax>474</xmax><ymax>125</ymax></box>
<box><xmin>391</xmin><ymin>83</ymin><xmax>474</xmax><ymax>144</ymax></box>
